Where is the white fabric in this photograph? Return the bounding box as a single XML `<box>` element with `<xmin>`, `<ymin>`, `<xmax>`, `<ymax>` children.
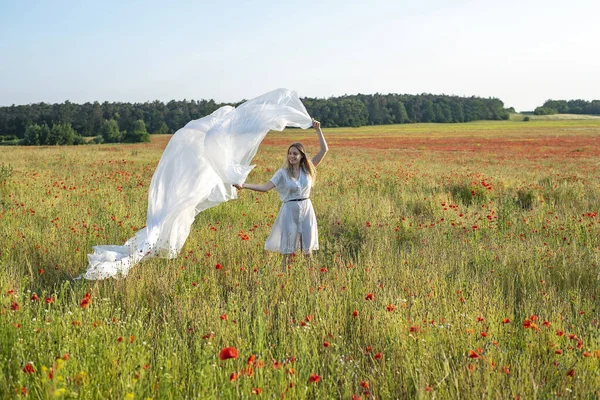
<box><xmin>82</xmin><ymin>88</ymin><xmax>312</xmax><ymax>280</ymax></box>
<box><xmin>264</xmin><ymin>168</ymin><xmax>318</xmax><ymax>254</ymax></box>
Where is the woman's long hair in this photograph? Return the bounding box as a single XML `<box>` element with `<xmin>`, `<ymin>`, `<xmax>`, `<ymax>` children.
<box><xmin>283</xmin><ymin>143</ymin><xmax>316</xmax><ymax>184</ymax></box>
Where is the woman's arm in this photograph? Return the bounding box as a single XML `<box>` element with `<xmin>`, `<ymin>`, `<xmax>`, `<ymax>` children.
<box><xmin>234</xmin><ymin>181</ymin><xmax>275</xmax><ymax>192</ymax></box>
<box><xmin>311</xmin><ymin>119</ymin><xmax>328</xmax><ymax>167</ymax></box>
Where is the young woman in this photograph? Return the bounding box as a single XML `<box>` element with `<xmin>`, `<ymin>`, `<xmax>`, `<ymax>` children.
<box><xmin>234</xmin><ymin>119</ymin><xmax>328</xmax><ymax>269</ymax></box>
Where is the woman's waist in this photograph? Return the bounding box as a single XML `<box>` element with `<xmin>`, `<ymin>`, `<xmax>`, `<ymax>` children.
<box><xmin>284</xmin><ymin>197</ymin><xmax>310</xmax><ymax>203</ymax></box>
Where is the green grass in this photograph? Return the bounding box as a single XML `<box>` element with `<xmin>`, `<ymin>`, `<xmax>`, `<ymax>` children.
<box><xmin>1</xmin><ymin>120</ymin><xmax>599</xmax><ymax>398</ymax></box>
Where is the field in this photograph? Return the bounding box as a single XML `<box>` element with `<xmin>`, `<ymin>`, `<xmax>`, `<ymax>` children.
<box><xmin>1</xmin><ymin>120</ymin><xmax>599</xmax><ymax>398</ymax></box>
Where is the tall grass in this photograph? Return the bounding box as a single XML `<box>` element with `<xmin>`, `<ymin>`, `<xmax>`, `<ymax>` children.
<box><xmin>1</xmin><ymin>121</ymin><xmax>599</xmax><ymax>398</ymax></box>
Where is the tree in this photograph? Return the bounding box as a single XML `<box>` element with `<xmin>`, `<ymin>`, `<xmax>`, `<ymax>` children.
<box><xmin>450</xmin><ymin>102</ymin><xmax>465</xmax><ymax>122</ymax></box>
<box><xmin>123</xmin><ymin>119</ymin><xmax>150</xmax><ymax>143</ymax></box>
<box><xmin>388</xmin><ymin>99</ymin><xmax>409</xmax><ymax>123</ymax></box>
<box><xmin>46</xmin><ymin>123</ymin><xmax>84</xmax><ymax>145</ymax></box>
<box><xmin>23</xmin><ymin>123</ymin><xmax>41</xmax><ymax>145</ymax></box>
<box><xmin>422</xmin><ymin>100</ymin><xmax>435</xmax><ymax>122</ymax></box>
<box><xmin>534</xmin><ymin>106</ymin><xmax>557</xmax><ymax>115</ymax></box>
<box><xmin>100</xmin><ymin>119</ymin><xmax>122</xmax><ymax>143</ymax></box>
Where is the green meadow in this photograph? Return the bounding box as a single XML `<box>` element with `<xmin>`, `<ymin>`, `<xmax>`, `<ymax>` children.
<box><xmin>1</xmin><ymin>120</ymin><xmax>599</xmax><ymax>398</ymax></box>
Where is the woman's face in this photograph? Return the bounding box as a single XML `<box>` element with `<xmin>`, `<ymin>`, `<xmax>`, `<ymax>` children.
<box><xmin>287</xmin><ymin>146</ymin><xmax>302</xmax><ymax>166</ymax></box>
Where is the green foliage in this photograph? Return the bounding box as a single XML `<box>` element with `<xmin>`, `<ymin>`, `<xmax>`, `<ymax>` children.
<box><xmin>0</xmin><ymin>162</ymin><xmax>12</xmax><ymax>183</ymax></box>
<box><xmin>515</xmin><ymin>188</ymin><xmax>537</xmax><ymax>210</ymax></box>
<box><xmin>24</xmin><ymin>122</ymin><xmax>84</xmax><ymax>145</ymax></box>
<box><xmin>523</xmin><ymin>116</ymin><xmax>530</xmax><ymax>121</ymax></box>
<box><xmin>47</xmin><ymin>122</ymin><xmax>85</xmax><ymax>145</ymax></box>
<box><xmin>100</xmin><ymin>119</ymin><xmax>122</xmax><ymax>143</ymax></box>
<box><xmin>122</xmin><ymin>119</ymin><xmax>150</xmax><ymax>143</ymax></box>
<box><xmin>23</xmin><ymin>123</ymin><xmax>45</xmax><ymax>145</ymax></box>
<box><xmin>534</xmin><ymin>106</ymin><xmax>557</xmax><ymax>116</ymax></box>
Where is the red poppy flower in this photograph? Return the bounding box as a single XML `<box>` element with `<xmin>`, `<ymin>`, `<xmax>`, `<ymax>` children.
<box><xmin>360</xmin><ymin>381</ymin><xmax>369</xmax><ymax>389</ymax></box>
<box><xmin>251</xmin><ymin>387</ymin><xmax>262</xmax><ymax>395</ymax></box>
<box><xmin>31</xmin><ymin>293</ymin><xmax>39</xmax><ymax>301</ymax></box>
<box><xmin>247</xmin><ymin>354</ymin><xmax>256</xmax><ymax>365</ymax></box>
<box><xmin>468</xmin><ymin>350</ymin><xmax>481</xmax><ymax>359</ymax></box>
<box><xmin>10</xmin><ymin>302</ymin><xmax>19</xmax><ymax>311</ymax></box>
<box><xmin>352</xmin><ymin>310</ymin><xmax>359</xmax><ymax>318</ymax></box>
<box><xmin>374</xmin><ymin>352</ymin><xmax>383</xmax><ymax>360</ymax></box>
<box><xmin>80</xmin><ymin>293</ymin><xmax>91</xmax><ymax>308</ymax></box>
<box><xmin>365</xmin><ymin>293</ymin><xmax>374</xmax><ymax>301</ymax></box>
<box><xmin>215</xmin><ymin>263</ymin><xmax>223</xmax><ymax>270</ymax></box>
<box><xmin>22</xmin><ymin>363</ymin><xmax>35</xmax><ymax>374</ymax></box>
<box><xmin>308</xmin><ymin>373</ymin><xmax>321</xmax><ymax>383</ymax></box>
<box><xmin>501</xmin><ymin>318</ymin><xmax>511</xmax><ymax>324</ymax></box>
<box><xmin>219</xmin><ymin>347</ymin><xmax>239</xmax><ymax>360</ymax></box>
<box><xmin>229</xmin><ymin>372</ymin><xmax>238</xmax><ymax>382</ymax></box>
<box><xmin>323</xmin><ymin>342</ymin><xmax>330</xmax><ymax>348</ymax></box>
<box><xmin>386</xmin><ymin>304</ymin><xmax>396</xmax><ymax>312</ymax></box>
<box><xmin>566</xmin><ymin>369</ymin><xmax>575</xmax><ymax>377</ymax></box>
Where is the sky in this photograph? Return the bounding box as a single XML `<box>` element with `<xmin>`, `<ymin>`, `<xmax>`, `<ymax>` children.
<box><xmin>1</xmin><ymin>0</ymin><xmax>599</xmax><ymax>112</ymax></box>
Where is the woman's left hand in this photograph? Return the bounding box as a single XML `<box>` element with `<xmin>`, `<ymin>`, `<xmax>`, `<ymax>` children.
<box><xmin>312</xmin><ymin>118</ymin><xmax>321</xmax><ymax>131</ymax></box>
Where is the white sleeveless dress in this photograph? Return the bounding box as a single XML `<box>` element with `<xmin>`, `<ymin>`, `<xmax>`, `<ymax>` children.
<box><xmin>265</xmin><ymin>168</ymin><xmax>319</xmax><ymax>254</ymax></box>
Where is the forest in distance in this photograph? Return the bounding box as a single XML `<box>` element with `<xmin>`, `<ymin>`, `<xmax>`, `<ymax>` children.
<box><xmin>0</xmin><ymin>92</ymin><xmax>598</xmax><ymax>146</ymax></box>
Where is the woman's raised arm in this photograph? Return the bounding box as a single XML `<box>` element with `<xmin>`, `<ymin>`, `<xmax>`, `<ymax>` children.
<box><xmin>311</xmin><ymin>119</ymin><xmax>328</xmax><ymax>167</ymax></box>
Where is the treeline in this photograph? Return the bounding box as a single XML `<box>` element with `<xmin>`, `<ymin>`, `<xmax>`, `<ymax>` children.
<box><xmin>0</xmin><ymin>94</ymin><xmax>510</xmax><ymax>145</ymax></box>
<box><xmin>304</xmin><ymin>94</ymin><xmax>509</xmax><ymax>127</ymax></box>
<box><xmin>534</xmin><ymin>99</ymin><xmax>600</xmax><ymax>115</ymax></box>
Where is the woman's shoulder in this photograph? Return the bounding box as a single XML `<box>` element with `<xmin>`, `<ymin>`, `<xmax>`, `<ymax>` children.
<box><xmin>269</xmin><ymin>168</ymin><xmax>287</xmax><ymax>184</ymax></box>
<box><xmin>273</xmin><ymin>168</ymin><xmax>287</xmax><ymax>177</ymax></box>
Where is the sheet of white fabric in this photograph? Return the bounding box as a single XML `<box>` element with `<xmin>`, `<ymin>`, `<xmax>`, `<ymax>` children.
<box><xmin>264</xmin><ymin>168</ymin><xmax>318</xmax><ymax>254</ymax></box>
<box><xmin>82</xmin><ymin>88</ymin><xmax>312</xmax><ymax>280</ymax></box>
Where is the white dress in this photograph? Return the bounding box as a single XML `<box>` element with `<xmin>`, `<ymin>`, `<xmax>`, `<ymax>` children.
<box><xmin>265</xmin><ymin>168</ymin><xmax>319</xmax><ymax>254</ymax></box>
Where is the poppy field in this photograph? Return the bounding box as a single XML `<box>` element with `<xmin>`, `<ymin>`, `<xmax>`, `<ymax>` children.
<box><xmin>1</xmin><ymin>120</ymin><xmax>599</xmax><ymax>398</ymax></box>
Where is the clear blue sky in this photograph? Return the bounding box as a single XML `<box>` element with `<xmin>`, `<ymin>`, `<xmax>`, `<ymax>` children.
<box><xmin>1</xmin><ymin>0</ymin><xmax>598</xmax><ymax>111</ymax></box>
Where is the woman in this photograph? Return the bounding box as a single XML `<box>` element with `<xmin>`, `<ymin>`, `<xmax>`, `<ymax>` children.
<box><xmin>234</xmin><ymin>119</ymin><xmax>328</xmax><ymax>269</ymax></box>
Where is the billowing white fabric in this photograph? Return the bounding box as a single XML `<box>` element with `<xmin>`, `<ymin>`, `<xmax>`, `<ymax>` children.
<box><xmin>83</xmin><ymin>88</ymin><xmax>312</xmax><ymax>280</ymax></box>
<box><xmin>264</xmin><ymin>168</ymin><xmax>318</xmax><ymax>254</ymax></box>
